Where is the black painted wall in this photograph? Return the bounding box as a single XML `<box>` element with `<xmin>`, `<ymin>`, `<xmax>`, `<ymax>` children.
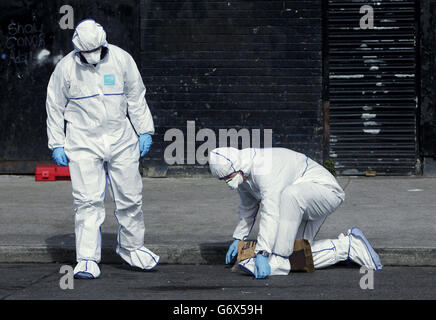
<box><xmin>1</xmin><ymin>0</ymin><xmax>324</xmax><ymax>174</ymax></box>
<box><xmin>3</xmin><ymin>0</ymin><xmax>433</xmax><ymax>174</ymax></box>
<box><xmin>0</xmin><ymin>0</ymin><xmax>140</xmax><ymax>173</ymax></box>
<box><xmin>140</xmin><ymin>0</ymin><xmax>324</xmax><ymax>167</ymax></box>
<box><xmin>420</xmin><ymin>0</ymin><xmax>436</xmax><ymax>157</ymax></box>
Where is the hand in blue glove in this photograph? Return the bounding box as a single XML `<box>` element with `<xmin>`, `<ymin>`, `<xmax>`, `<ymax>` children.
<box><xmin>52</xmin><ymin>147</ymin><xmax>68</xmax><ymax>166</ymax></box>
<box><xmin>139</xmin><ymin>133</ymin><xmax>152</xmax><ymax>157</ymax></box>
<box><xmin>254</xmin><ymin>254</ymin><xmax>271</xmax><ymax>279</ymax></box>
<box><xmin>226</xmin><ymin>239</ymin><xmax>240</xmax><ymax>264</ymax></box>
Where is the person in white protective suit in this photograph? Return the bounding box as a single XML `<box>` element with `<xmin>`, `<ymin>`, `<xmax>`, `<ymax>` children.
<box><xmin>46</xmin><ymin>19</ymin><xmax>160</xmax><ymax>279</ymax></box>
<box><xmin>208</xmin><ymin>147</ymin><xmax>382</xmax><ymax>279</ymax></box>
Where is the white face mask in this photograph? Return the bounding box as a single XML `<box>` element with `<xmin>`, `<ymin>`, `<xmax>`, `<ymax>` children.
<box><xmin>225</xmin><ymin>172</ymin><xmax>244</xmax><ymax>190</ymax></box>
<box><xmin>82</xmin><ymin>48</ymin><xmax>102</xmax><ymax>64</ymax></box>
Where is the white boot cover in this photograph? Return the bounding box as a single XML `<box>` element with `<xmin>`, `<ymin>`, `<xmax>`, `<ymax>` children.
<box><xmin>268</xmin><ymin>254</ymin><xmax>291</xmax><ymax>275</ymax></box>
<box><xmin>74</xmin><ymin>260</ymin><xmax>101</xmax><ymax>279</ymax></box>
<box><xmin>239</xmin><ymin>257</ymin><xmax>256</xmax><ymax>276</ymax></box>
<box><xmin>312</xmin><ymin>229</ymin><xmax>382</xmax><ymax>270</ymax></box>
<box><xmin>117</xmin><ymin>245</ymin><xmax>160</xmax><ymax>270</ymax></box>
<box><xmin>347</xmin><ymin>227</ymin><xmax>383</xmax><ymax>270</ymax></box>
<box><xmin>312</xmin><ymin>234</ymin><xmax>349</xmax><ymax>269</ymax></box>
<box><xmin>239</xmin><ymin>255</ymin><xmax>291</xmax><ymax>276</ymax></box>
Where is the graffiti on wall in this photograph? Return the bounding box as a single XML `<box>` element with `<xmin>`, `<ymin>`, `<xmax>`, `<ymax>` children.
<box><xmin>4</xmin><ymin>19</ymin><xmax>46</xmax><ymax>65</ymax></box>
<box><xmin>2</xmin><ymin>4</ymin><xmax>74</xmax><ymax>68</ymax></box>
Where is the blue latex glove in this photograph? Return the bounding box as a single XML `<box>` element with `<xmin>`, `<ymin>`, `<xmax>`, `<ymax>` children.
<box><xmin>52</xmin><ymin>147</ymin><xmax>68</xmax><ymax>166</ymax></box>
<box><xmin>254</xmin><ymin>254</ymin><xmax>271</xmax><ymax>279</ymax></box>
<box><xmin>226</xmin><ymin>239</ymin><xmax>240</xmax><ymax>264</ymax></box>
<box><xmin>139</xmin><ymin>133</ymin><xmax>152</xmax><ymax>157</ymax></box>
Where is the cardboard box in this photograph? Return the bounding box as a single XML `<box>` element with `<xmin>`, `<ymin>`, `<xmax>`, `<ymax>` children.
<box><xmin>236</xmin><ymin>239</ymin><xmax>314</xmax><ymax>273</ymax></box>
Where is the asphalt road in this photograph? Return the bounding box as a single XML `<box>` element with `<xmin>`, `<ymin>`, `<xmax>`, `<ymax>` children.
<box><xmin>0</xmin><ymin>263</ymin><xmax>435</xmax><ymax>301</ymax></box>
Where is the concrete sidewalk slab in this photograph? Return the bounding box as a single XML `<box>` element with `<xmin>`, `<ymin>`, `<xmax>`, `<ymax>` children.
<box><xmin>0</xmin><ymin>175</ymin><xmax>435</xmax><ymax>266</ymax></box>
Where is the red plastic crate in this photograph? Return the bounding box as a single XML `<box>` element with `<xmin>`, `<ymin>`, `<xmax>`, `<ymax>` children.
<box><xmin>35</xmin><ymin>164</ymin><xmax>71</xmax><ymax>181</ymax></box>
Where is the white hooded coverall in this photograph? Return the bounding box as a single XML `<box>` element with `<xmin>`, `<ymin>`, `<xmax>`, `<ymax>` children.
<box><xmin>209</xmin><ymin>147</ymin><xmax>382</xmax><ymax>274</ymax></box>
<box><xmin>46</xmin><ymin>20</ymin><xmax>159</xmax><ymax>270</ymax></box>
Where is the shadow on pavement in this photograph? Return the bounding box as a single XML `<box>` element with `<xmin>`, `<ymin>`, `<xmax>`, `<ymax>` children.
<box><xmin>45</xmin><ymin>233</ymin><xmax>122</xmax><ymax>264</ymax></box>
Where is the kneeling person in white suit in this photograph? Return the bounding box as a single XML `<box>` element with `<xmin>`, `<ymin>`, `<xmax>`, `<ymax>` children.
<box><xmin>46</xmin><ymin>20</ymin><xmax>160</xmax><ymax>279</ymax></box>
<box><xmin>208</xmin><ymin>147</ymin><xmax>382</xmax><ymax>279</ymax></box>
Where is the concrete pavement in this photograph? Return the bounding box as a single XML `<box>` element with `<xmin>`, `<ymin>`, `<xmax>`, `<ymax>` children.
<box><xmin>0</xmin><ymin>174</ymin><xmax>435</xmax><ymax>266</ymax></box>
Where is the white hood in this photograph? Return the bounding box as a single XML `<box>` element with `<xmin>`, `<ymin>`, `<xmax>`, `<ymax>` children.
<box><xmin>208</xmin><ymin>147</ymin><xmax>256</xmax><ymax>179</ymax></box>
<box><xmin>72</xmin><ymin>19</ymin><xmax>108</xmax><ymax>53</ymax></box>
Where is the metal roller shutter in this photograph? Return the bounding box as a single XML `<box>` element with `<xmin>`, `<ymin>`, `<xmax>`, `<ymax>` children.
<box><xmin>325</xmin><ymin>0</ymin><xmax>420</xmax><ymax>175</ymax></box>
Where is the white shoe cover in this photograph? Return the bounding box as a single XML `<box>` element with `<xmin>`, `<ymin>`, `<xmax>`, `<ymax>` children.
<box><xmin>239</xmin><ymin>257</ymin><xmax>256</xmax><ymax>276</ymax></box>
<box><xmin>117</xmin><ymin>245</ymin><xmax>160</xmax><ymax>270</ymax></box>
<box><xmin>268</xmin><ymin>254</ymin><xmax>291</xmax><ymax>275</ymax></box>
<box><xmin>74</xmin><ymin>260</ymin><xmax>101</xmax><ymax>279</ymax></box>
<box><xmin>239</xmin><ymin>255</ymin><xmax>290</xmax><ymax>276</ymax></box>
<box><xmin>347</xmin><ymin>228</ymin><xmax>383</xmax><ymax>270</ymax></box>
